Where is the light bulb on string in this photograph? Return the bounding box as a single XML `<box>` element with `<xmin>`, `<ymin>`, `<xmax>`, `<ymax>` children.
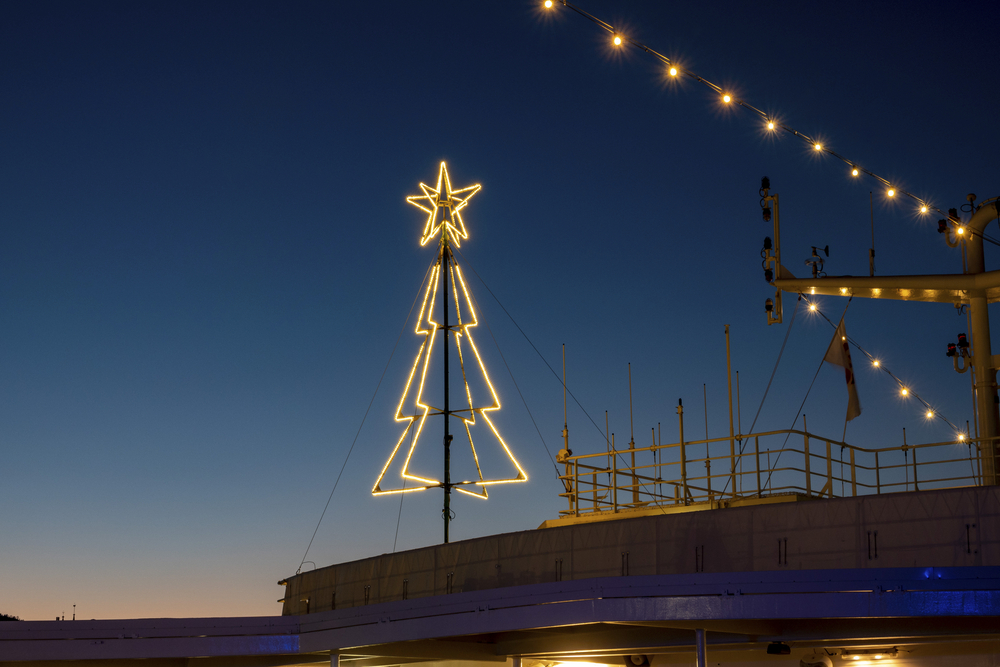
<box><xmin>544</xmin><ymin>0</ymin><xmax>553</xmax><ymax>7</ymax></box>
<box><xmin>887</xmin><ymin>188</ymin><xmax>896</xmax><ymax>197</ymax></box>
<box><xmin>926</xmin><ymin>410</ymin><xmax>934</xmax><ymax>419</ymax></box>
<box><xmin>872</xmin><ymin>359</ymin><xmax>880</xmax><ymax>367</ymax></box>
<box><xmin>901</xmin><ymin>387</ymin><xmax>909</xmax><ymax>396</ymax></box>
<box><xmin>668</xmin><ymin>66</ymin><xmax>678</xmax><ymax>76</ymax></box>
<box><xmin>549</xmin><ymin>4</ymin><xmax>946</xmax><ymax>223</ymax></box>
<box><xmin>920</xmin><ymin>205</ymin><xmax>929</xmax><ymax>213</ymax></box>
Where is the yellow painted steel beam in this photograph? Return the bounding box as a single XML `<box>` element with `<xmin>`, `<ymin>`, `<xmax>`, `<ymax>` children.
<box><xmin>773</xmin><ymin>268</ymin><xmax>1000</xmax><ymax>304</ymax></box>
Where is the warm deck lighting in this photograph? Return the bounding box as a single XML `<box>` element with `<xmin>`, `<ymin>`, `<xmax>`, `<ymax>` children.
<box><xmin>669</xmin><ymin>66</ymin><xmax>678</xmax><ymax>76</ymax></box>
<box><xmin>852</xmin><ymin>167</ymin><xmax>859</xmax><ymax>176</ymax></box>
<box><xmin>814</xmin><ymin>143</ymin><xmax>822</xmax><ymax>151</ymax></box>
<box><xmin>544</xmin><ymin>0</ymin><xmax>553</xmax><ymax>6</ymax></box>
<box><xmin>901</xmin><ymin>387</ymin><xmax>909</xmax><ymax>396</ymax></box>
<box><xmin>722</xmin><ymin>94</ymin><xmax>731</xmax><ymax>103</ymax></box>
<box><xmin>887</xmin><ymin>188</ymin><xmax>896</xmax><ymax>197</ymax></box>
<box><xmin>920</xmin><ymin>205</ymin><xmax>928</xmax><ymax>213</ymax></box>
<box><xmin>809</xmin><ymin>303</ymin><xmax>817</xmax><ymax>311</ymax></box>
<box><xmin>767</xmin><ymin>120</ymin><xmax>775</xmax><ymax>130</ymax></box>
<box><xmin>872</xmin><ymin>360</ymin><xmax>880</xmax><ymax>367</ymax></box>
<box><xmin>613</xmin><ymin>34</ymin><xmax>622</xmax><ymax>45</ymax></box>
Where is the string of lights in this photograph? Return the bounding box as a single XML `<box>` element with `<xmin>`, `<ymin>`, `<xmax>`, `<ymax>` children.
<box><xmin>542</xmin><ymin>0</ymin><xmax>952</xmax><ymax>221</ymax></box>
<box><xmin>801</xmin><ymin>294</ymin><xmax>968</xmax><ymax>440</ymax></box>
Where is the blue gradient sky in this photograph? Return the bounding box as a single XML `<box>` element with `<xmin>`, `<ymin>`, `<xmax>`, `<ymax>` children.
<box><xmin>2</xmin><ymin>0</ymin><xmax>998</xmax><ymax>620</ymax></box>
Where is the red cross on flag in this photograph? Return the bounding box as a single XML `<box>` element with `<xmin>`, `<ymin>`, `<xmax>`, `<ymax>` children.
<box><xmin>824</xmin><ymin>319</ymin><xmax>862</xmax><ymax>421</ymax></box>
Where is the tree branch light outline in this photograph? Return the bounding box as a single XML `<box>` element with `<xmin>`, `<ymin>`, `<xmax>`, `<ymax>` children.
<box><xmin>372</xmin><ymin>162</ymin><xmax>528</xmax><ymax>499</ymax></box>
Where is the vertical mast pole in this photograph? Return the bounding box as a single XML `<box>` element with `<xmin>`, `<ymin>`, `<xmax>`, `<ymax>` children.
<box><xmin>442</xmin><ymin>232</ymin><xmax>452</xmax><ymax>543</ymax></box>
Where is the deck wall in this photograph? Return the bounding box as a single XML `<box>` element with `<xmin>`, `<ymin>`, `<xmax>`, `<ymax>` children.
<box><xmin>279</xmin><ymin>486</ymin><xmax>1000</xmax><ymax>614</ymax></box>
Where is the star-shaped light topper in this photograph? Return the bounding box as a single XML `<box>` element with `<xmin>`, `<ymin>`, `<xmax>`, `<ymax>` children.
<box><xmin>406</xmin><ymin>162</ymin><xmax>481</xmax><ymax>246</ymax></box>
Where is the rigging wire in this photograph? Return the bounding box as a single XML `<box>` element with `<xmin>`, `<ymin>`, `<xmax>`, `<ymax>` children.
<box><xmin>296</xmin><ymin>261</ymin><xmax>434</xmax><ymax>574</ymax></box>
<box><xmin>453</xmin><ymin>249</ymin><xmax>562</xmax><ymax>481</ymax></box>
<box><xmin>716</xmin><ymin>296</ymin><xmax>801</xmax><ymax>498</ymax></box>
<box><xmin>803</xmin><ymin>295</ymin><xmax>962</xmax><ymax>434</ymax></box>
<box><xmin>760</xmin><ymin>299</ymin><xmax>853</xmax><ymax>492</ymax></box>
<box><xmin>392</xmin><ymin>428</ymin><xmax>413</xmax><ymax>554</ymax></box>
<box><xmin>454</xmin><ymin>248</ymin><xmax>613</xmax><ymax>444</ymax></box>
<box><xmin>455</xmin><ymin>247</ymin><xmax>668</xmax><ymax>503</ymax></box>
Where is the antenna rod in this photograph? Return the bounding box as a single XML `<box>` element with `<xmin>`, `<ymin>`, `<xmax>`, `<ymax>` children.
<box><xmin>628</xmin><ymin>363</ymin><xmax>638</xmax><ymax>503</ymax></box>
<box><xmin>725</xmin><ymin>325</ymin><xmax>736</xmax><ymax>499</ymax></box>
<box><xmin>736</xmin><ymin>370</ymin><xmax>742</xmax><ymax>494</ymax></box>
<box><xmin>562</xmin><ymin>344</ymin><xmax>569</xmax><ymax>451</ymax></box>
<box><xmin>605</xmin><ymin>410</ymin><xmax>611</xmax><ymax>471</ymax></box>
<box><xmin>704</xmin><ymin>383</ymin><xmax>711</xmax><ymax>501</ymax></box>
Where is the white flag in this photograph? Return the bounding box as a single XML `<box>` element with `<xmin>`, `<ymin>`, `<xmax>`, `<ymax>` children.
<box><xmin>824</xmin><ymin>319</ymin><xmax>862</xmax><ymax>421</ymax></box>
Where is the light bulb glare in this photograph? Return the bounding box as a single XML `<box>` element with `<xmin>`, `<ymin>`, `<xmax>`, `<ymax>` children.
<box><xmin>668</xmin><ymin>66</ymin><xmax>678</xmax><ymax>76</ymax></box>
<box><xmin>722</xmin><ymin>94</ymin><xmax>731</xmax><ymax>103</ymax></box>
<box><xmin>958</xmin><ymin>227</ymin><xmax>966</xmax><ymax>235</ymax></box>
<box><xmin>901</xmin><ymin>388</ymin><xmax>908</xmax><ymax>396</ymax></box>
<box><xmin>814</xmin><ymin>143</ymin><xmax>822</xmax><ymax>151</ymax></box>
<box><xmin>544</xmin><ymin>0</ymin><xmax>553</xmax><ymax>6</ymax></box>
<box><xmin>767</xmin><ymin>120</ymin><xmax>775</xmax><ymax>130</ymax></box>
<box><xmin>920</xmin><ymin>205</ymin><xmax>928</xmax><ymax>213</ymax></box>
<box><xmin>873</xmin><ymin>360</ymin><xmax>880</xmax><ymax>367</ymax></box>
<box><xmin>809</xmin><ymin>303</ymin><xmax>817</xmax><ymax>311</ymax></box>
<box><xmin>888</xmin><ymin>188</ymin><xmax>896</xmax><ymax>197</ymax></box>
<box><xmin>613</xmin><ymin>34</ymin><xmax>622</xmax><ymax>46</ymax></box>
<box><xmin>852</xmin><ymin>167</ymin><xmax>859</xmax><ymax>176</ymax></box>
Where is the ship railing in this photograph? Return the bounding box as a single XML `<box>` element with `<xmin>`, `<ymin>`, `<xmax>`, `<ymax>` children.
<box><xmin>557</xmin><ymin>429</ymin><xmax>997</xmax><ymax>516</ymax></box>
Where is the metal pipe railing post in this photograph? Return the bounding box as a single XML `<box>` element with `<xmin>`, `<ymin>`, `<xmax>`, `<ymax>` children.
<box><xmin>804</xmin><ymin>433</ymin><xmax>811</xmax><ymax>496</ymax></box>
<box><xmin>875</xmin><ymin>451</ymin><xmax>881</xmax><ymax>494</ymax></box>
<box><xmin>573</xmin><ymin>461</ymin><xmax>579</xmax><ymax>517</ymax></box>
<box><xmin>754</xmin><ymin>435</ymin><xmax>761</xmax><ymax>497</ymax></box>
<box><xmin>612</xmin><ymin>433</ymin><xmax>619</xmax><ymax>513</ymax></box>
<box><xmin>678</xmin><ymin>400</ymin><xmax>688</xmax><ymax>502</ymax></box>
<box><xmin>803</xmin><ymin>415</ymin><xmax>811</xmax><ymax>496</ymax></box>
<box><xmin>849</xmin><ymin>448</ymin><xmax>857</xmax><ymax>496</ymax></box>
<box><xmin>826</xmin><ymin>440</ymin><xmax>833</xmax><ymax>498</ymax></box>
<box><xmin>913</xmin><ymin>447</ymin><xmax>920</xmax><ymax>491</ymax></box>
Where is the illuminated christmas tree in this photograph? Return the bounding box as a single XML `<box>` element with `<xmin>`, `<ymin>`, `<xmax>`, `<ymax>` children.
<box><xmin>372</xmin><ymin>162</ymin><xmax>527</xmax><ymax>542</ymax></box>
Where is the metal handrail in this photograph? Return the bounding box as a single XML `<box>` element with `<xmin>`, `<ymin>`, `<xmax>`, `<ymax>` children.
<box><xmin>558</xmin><ymin>429</ymin><xmax>993</xmax><ymax>516</ymax></box>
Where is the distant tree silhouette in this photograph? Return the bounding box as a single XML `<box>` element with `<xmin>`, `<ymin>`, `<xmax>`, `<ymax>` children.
<box><xmin>0</xmin><ymin>613</ymin><xmax>22</xmax><ymax>621</ymax></box>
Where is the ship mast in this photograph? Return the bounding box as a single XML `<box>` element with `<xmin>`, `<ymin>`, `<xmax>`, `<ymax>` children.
<box><xmin>763</xmin><ymin>183</ymin><xmax>1000</xmax><ymax>484</ymax></box>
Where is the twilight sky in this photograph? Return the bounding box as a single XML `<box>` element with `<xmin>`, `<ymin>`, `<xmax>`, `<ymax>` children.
<box><xmin>2</xmin><ymin>0</ymin><xmax>998</xmax><ymax>621</ymax></box>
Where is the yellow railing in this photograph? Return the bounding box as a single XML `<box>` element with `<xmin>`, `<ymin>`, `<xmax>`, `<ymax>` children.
<box><xmin>558</xmin><ymin>429</ymin><xmax>993</xmax><ymax>516</ymax></box>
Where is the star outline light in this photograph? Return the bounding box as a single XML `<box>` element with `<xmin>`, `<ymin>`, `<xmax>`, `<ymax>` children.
<box><xmin>406</xmin><ymin>162</ymin><xmax>481</xmax><ymax>247</ymax></box>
